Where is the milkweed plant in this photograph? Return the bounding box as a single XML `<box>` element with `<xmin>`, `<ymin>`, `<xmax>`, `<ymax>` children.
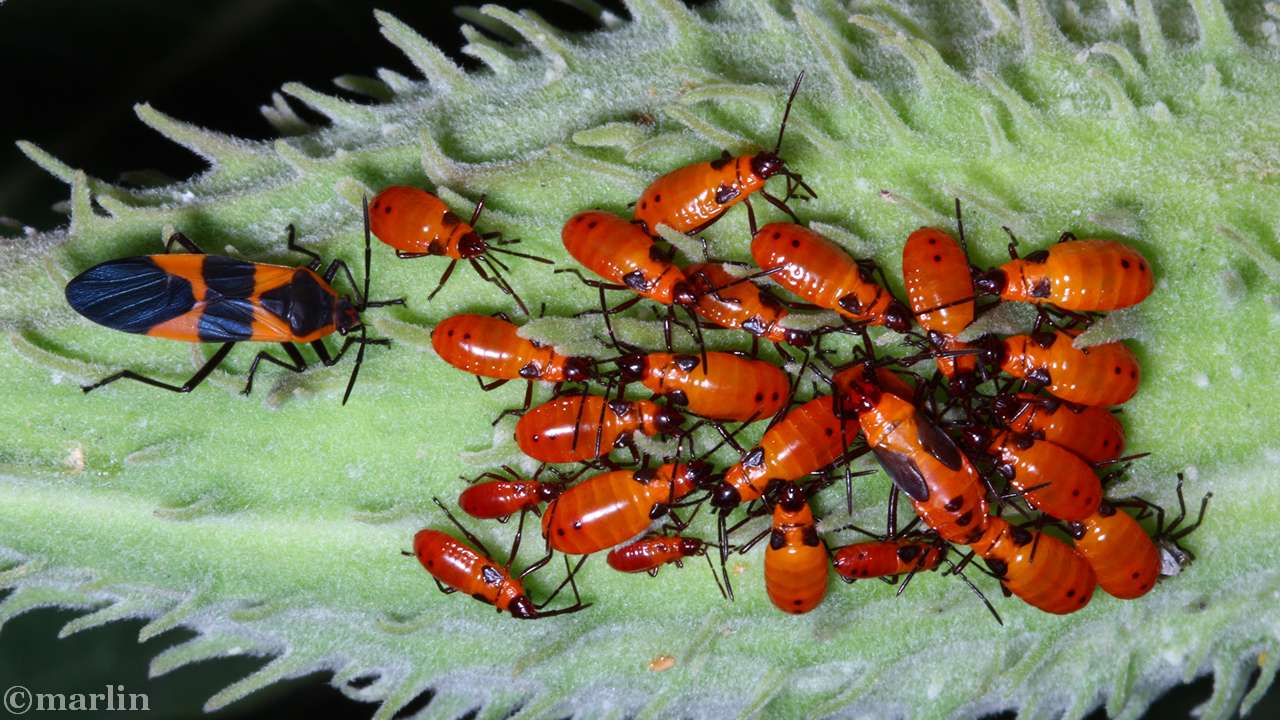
<box><xmin>2</xmin><ymin>1</ymin><xmax>1280</xmax><ymax>718</ymax></box>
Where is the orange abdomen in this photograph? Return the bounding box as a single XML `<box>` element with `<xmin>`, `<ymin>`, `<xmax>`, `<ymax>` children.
<box><xmin>412</xmin><ymin>530</ymin><xmax>524</xmax><ymax>611</ymax></box>
<box><xmin>432</xmin><ymin>314</ymin><xmax>563</xmax><ymax>381</ymax></box>
<box><xmin>562</xmin><ymin>211</ymin><xmax>688</xmax><ymax>304</ymax></box>
<box><xmin>1001</xmin><ymin>393</ymin><xmax>1125</xmax><ymax>464</ymax></box>
<box><xmin>833</xmin><ymin>539</ymin><xmax>943</xmax><ymax>581</ymax></box>
<box><xmin>1001</xmin><ymin>332</ymin><xmax>1140</xmax><ymax>406</ymax></box>
<box><xmin>764</xmin><ymin>502</ymin><xmax>828</xmax><ymax>614</ymax></box>
<box><xmin>542</xmin><ymin>465</ymin><xmax>696</xmax><ymax>554</ymax></box>
<box><xmin>458</xmin><ymin>481</ymin><xmax>547</xmax><ymax>519</ymax></box>
<box><xmin>639</xmin><ymin>351</ymin><xmax>789</xmax><ymax>421</ymax></box>
<box><xmin>988</xmin><ymin>431</ymin><xmax>1101</xmax><ymax>522</ymax></box>
<box><xmin>752</xmin><ymin>223</ymin><xmax>907</xmax><ymax>331</ymax></box>
<box><xmin>997</xmin><ymin>240</ymin><xmax>1153</xmax><ymax>311</ymax></box>
<box><xmin>1070</xmin><ymin>504</ymin><xmax>1160</xmax><ymax>599</ymax></box>
<box><xmin>722</xmin><ymin>396</ymin><xmax>860</xmax><ymax>504</ymax></box>
<box><xmin>902</xmin><ymin>227</ymin><xmax>974</xmax><ymax>336</ymax></box>
<box><xmin>370</xmin><ymin>186</ymin><xmax>471</xmax><ymax>257</ymax></box>
<box><xmin>634</xmin><ymin>156</ymin><xmax>763</xmax><ymax>235</ymax></box>
<box><xmin>969</xmin><ymin>518</ymin><xmax>1096</xmax><ymax>614</ymax></box>
<box><xmin>515</xmin><ymin>395</ymin><xmax>649</xmax><ymax>463</ymax></box>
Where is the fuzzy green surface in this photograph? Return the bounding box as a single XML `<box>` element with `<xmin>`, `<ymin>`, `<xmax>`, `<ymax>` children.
<box><xmin>3</xmin><ymin>1</ymin><xmax>1280</xmax><ymax>718</ymax></box>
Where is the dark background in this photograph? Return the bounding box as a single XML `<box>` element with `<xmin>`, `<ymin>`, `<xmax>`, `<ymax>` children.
<box><xmin>0</xmin><ymin>1</ymin><xmax>1271</xmax><ymax>717</ymax></box>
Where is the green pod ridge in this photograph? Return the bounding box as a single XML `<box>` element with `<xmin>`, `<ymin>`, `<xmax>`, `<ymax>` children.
<box><xmin>3</xmin><ymin>1</ymin><xmax>1280</xmax><ymax>717</ymax></box>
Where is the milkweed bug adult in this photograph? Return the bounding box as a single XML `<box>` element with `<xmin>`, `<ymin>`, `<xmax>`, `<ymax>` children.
<box><xmin>65</xmin><ymin>198</ymin><xmax>402</xmax><ymax>404</ymax></box>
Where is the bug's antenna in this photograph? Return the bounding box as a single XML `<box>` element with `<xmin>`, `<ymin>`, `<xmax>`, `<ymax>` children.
<box><xmin>774</xmin><ymin>71</ymin><xmax>805</xmax><ymax>154</ymax></box>
<box><xmin>362</xmin><ymin>195</ymin><xmax>373</xmax><ymax>310</ymax></box>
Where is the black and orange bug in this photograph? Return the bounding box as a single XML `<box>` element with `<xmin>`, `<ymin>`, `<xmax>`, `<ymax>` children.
<box><xmin>981</xmin><ymin>330</ymin><xmax>1140</xmax><ymax>407</ymax></box>
<box><xmin>759</xmin><ymin>482</ymin><xmax>829</xmax><ymax>614</ymax></box>
<box><xmin>834</xmin><ymin>365</ymin><xmax>990</xmax><ymax>545</ymax></box>
<box><xmin>606</xmin><ymin>534</ymin><xmax>729</xmax><ymax>597</ymax></box>
<box><xmin>989</xmin><ymin>392</ymin><xmax>1126</xmax><ymax>464</ymax></box>
<box><xmin>65</xmin><ymin>198</ymin><xmax>402</xmax><ymax>404</ymax></box>
<box><xmin>633</xmin><ymin>73</ymin><xmax>814</xmax><ymax>237</ymax></box>
<box><xmin>902</xmin><ymin>225</ymin><xmax>975</xmax><ymax>338</ymax></box>
<box><xmin>514</xmin><ymin>393</ymin><xmax>685</xmax><ymax>464</ymax></box>
<box><xmin>829</xmin><ymin>525</ymin><xmax>1003</xmax><ymax>622</ymax></box>
<box><xmin>559</xmin><ymin>210</ymin><xmax>703</xmax><ymax>350</ymax></box>
<box><xmin>368</xmin><ymin>186</ymin><xmax>551</xmax><ymax>314</ymax></box>
<box><xmin>901</xmin><ymin>218</ymin><xmax>979</xmax><ymax>391</ymax></box>
<box><xmin>1066</xmin><ymin>502</ymin><xmax>1159</xmax><ymax>599</ymax></box>
<box><xmin>432</xmin><ymin>312</ymin><xmax>593</xmax><ymax>418</ymax></box>
<box><xmin>965</xmin><ymin>516</ymin><xmax>1096</xmax><ymax>615</ymax></box>
<box><xmin>964</xmin><ymin>428</ymin><xmax>1102</xmax><ymax>522</ymax></box>
<box><xmin>541</xmin><ymin>460</ymin><xmax>715</xmax><ymax>555</ymax></box>
<box><xmin>710</xmin><ymin>394</ymin><xmax>862</xmax><ymax>518</ymax></box>
<box><xmin>751</xmin><ymin>223</ymin><xmax>912</xmax><ymax>333</ymax></box>
<box><xmin>433</xmin><ymin>313</ymin><xmax>593</xmax><ymax>386</ymax></box>
<box><xmin>975</xmin><ymin>233</ymin><xmax>1154</xmax><ymax>312</ymax></box>
<box><xmin>607</xmin><ymin>534</ymin><xmax>709</xmax><ymax>575</ymax></box>
<box><xmin>706</xmin><ymin>393</ymin><xmax>864</xmax><ymax>597</ymax></box>
<box><xmin>1067</xmin><ymin>476</ymin><xmax>1211</xmax><ymax>599</ymax></box>
<box><xmin>408</xmin><ymin>498</ymin><xmax>590</xmax><ymax>619</ymax></box>
<box><xmin>457</xmin><ymin>465</ymin><xmax>570</xmax><ymax>522</ymax></box>
<box><xmin>832</xmin><ymin>535</ymin><xmax>945</xmax><ymax>583</ymax></box>
<box><xmin>614</xmin><ymin>350</ymin><xmax>791</xmax><ymax>422</ymax></box>
<box><xmin>683</xmin><ymin>262</ymin><xmax>811</xmax><ymax>351</ymax></box>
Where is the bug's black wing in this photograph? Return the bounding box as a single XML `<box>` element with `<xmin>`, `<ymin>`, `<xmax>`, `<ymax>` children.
<box><xmin>65</xmin><ymin>257</ymin><xmax>197</xmax><ymax>334</ymax></box>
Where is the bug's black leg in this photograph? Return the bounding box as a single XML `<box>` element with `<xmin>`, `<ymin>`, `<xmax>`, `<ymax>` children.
<box><xmin>759</xmin><ymin>189</ymin><xmax>800</xmax><ymax>224</ymax></box>
<box><xmin>492</xmin><ymin>381</ymin><xmax>535</xmax><ymax>426</ymax></box>
<box><xmin>428</xmin><ymin>260</ymin><xmax>459</xmax><ymax>301</ymax></box>
<box><xmin>432</xmin><ymin>497</ymin><xmax>495</xmax><ymax>558</ymax></box>
<box><xmin>322</xmin><ymin>256</ymin><xmax>361</xmax><ymax>292</ymax></box>
<box><xmin>282</xmin><ymin>224</ymin><xmax>323</xmax><ymax>271</ymax></box>
<box><xmin>82</xmin><ymin>342</ymin><xmax>237</xmax><ymax>394</ymax></box>
<box><xmin>311</xmin><ymin>335</ymin><xmax>389</xmax><ymax>367</ymax></box>
<box><xmin>164</xmin><ymin>232</ymin><xmax>205</xmax><ymax>254</ymax></box>
<box><xmin>242</xmin><ymin>342</ymin><xmax>309</xmax><ymax>395</ymax></box>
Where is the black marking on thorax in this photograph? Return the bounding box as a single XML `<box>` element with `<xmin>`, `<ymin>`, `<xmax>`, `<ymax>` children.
<box><xmin>259</xmin><ymin>269</ymin><xmax>334</xmax><ymax>339</ymax></box>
